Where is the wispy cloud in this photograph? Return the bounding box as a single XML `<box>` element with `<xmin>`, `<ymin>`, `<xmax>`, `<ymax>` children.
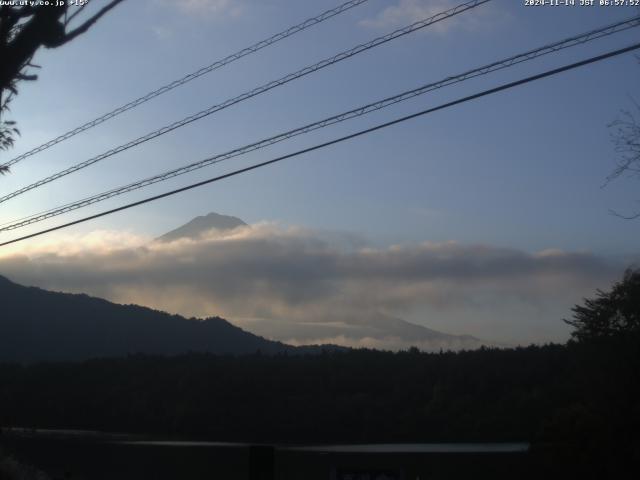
<box><xmin>359</xmin><ymin>0</ymin><xmax>507</xmax><ymax>34</ymax></box>
<box><xmin>0</xmin><ymin>222</ymin><xmax>627</xmax><ymax>348</ymax></box>
<box><xmin>157</xmin><ymin>0</ymin><xmax>245</xmax><ymax>19</ymax></box>
<box><xmin>151</xmin><ymin>24</ymin><xmax>174</xmax><ymax>40</ymax></box>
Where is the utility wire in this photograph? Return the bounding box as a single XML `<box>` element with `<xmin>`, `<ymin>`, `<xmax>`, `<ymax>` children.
<box><xmin>2</xmin><ymin>15</ymin><xmax>637</xmax><ymax>232</ymax></box>
<box><xmin>0</xmin><ymin>0</ymin><xmax>372</xmax><ymax>170</ymax></box>
<box><xmin>2</xmin><ymin>41</ymin><xmax>638</xmax><ymax>248</ymax></box>
<box><xmin>0</xmin><ymin>0</ymin><xmax>490</xmax><ymax>205</ymax></box>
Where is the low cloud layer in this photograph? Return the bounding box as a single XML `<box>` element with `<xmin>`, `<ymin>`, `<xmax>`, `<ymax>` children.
<box><xmin>0</xmin><ymin>222</ymin><xmax>627</xmax><ymax>349</ymax></box>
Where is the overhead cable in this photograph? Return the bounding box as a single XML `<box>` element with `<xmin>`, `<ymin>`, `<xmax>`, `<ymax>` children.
<box><xmin>2</xmin><ymin>15</ymin><xmax>638</xmax><ymax>232</ymax></box>
<box><xmin>2</xmin><ymin>41</ymin><xmax>638</xmax><ymax>247</ymax></box>
<box><xmin>0</xmin><ymin>0</ymin><xmax>372</xmax><ymax>170</ymax></box>
<box><xmin>0</xmin><ymin>0</ymin><xmax>490</xmax><ymax>204</ymax></box>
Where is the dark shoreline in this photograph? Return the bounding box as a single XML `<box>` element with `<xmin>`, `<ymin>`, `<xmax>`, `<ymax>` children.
<box><xmin>1</xmin><ymin>432</ymin><xmax>535</xmax><ymax>480</ymax></box>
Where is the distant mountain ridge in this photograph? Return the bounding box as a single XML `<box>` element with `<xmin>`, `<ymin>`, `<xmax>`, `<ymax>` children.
<box><xmin>246</xmin><ymin>313</ymin><xmax>488</xmax><ymax>352</ymax></box>
<box><xmin>0</xmin><ymin>275</ymin><xmax>338</xmax><ymax>363</ymax></box>
<box><xmin>157</xmin><ymin>212</ymin><xmax>489</xmax><ymax>352</ymax></box>
<box><xmin>0</xmin><ymin>212</ymin><xmax>491</xmax><ymax>361</ymax></box>
<box><xmin>156</xmin><ymin>212</ymin><xmax>246</xmax><ymax>242</ymax></box>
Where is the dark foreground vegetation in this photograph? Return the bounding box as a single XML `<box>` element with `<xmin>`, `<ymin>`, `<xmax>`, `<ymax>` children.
<box><xmin>0</xmin><ymin>269</ymin><xmax>639</xmax><ymax>478</ymax></box>
<box><xmin>0</xmin><ymin>337</ymin><xmax>638</xmax><ymax>475</ymax></box>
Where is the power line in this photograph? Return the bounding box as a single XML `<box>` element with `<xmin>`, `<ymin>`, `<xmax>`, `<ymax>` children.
<box><xmin>0</xmin><ymin>0</ymin><xmax>372</xmax><ymax>170</ymax></box>
<box><xmin>2</xmin><ymin>41</ymin><xmax>638</xmax><ymax>248</ymax></box>
<box><xmin>0</xmin><ymin>0</ymin><xmax>490</xmax><ymax>205</ymax></box>
<box><xmin>2</xmin><ymin>15</ymin><xmax>638</xmax><ymax>232</ymax></box>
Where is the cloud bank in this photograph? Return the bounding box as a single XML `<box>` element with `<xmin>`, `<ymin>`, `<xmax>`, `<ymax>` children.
<box><xmin>0</xmin><ymin>222</ymin><xmax>625</xmax><ymax>349</ymax></box>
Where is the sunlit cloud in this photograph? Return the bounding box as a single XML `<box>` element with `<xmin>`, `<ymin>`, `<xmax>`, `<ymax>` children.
<box><xmin>0</xmin><ymin>222</ymin><xmax>626</xmax><ymax>348</ymax></box>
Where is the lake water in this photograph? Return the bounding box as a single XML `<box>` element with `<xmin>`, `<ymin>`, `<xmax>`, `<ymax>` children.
<box><xmin>118</xmin><ymin>440</ymin><xmax>529</xmax><ymax>453</ymax></box>
<box><xmin>1</xmin><ymin>428</ymin><xmax>536</xmax><ymax>480</ymax></box>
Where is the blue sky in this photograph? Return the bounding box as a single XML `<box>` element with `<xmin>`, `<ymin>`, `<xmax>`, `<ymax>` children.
<box><xmin>1</xmin><ymin>0</ymin><xmax>639</xmax><ymax>347</ymax></box>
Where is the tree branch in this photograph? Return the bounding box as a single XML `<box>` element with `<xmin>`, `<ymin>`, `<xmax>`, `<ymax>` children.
<box><xmin>65</xmin><ymin>3</ymin><xmax>88</xmax><ymax>26</ymax></box>
<box><xmin>55</xmin><ymin>0</ymin><xmax>125</xmax><ymax>46</ymax></box>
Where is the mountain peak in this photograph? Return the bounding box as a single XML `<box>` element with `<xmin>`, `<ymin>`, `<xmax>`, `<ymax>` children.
<box><xmin>157</xmin><ymin>212</ymin><xmax>247</xmax><ymax>243</ymax></box>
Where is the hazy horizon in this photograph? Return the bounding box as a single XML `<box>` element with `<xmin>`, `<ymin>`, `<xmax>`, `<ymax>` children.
<box><xmin>1</xmin><ymin>0</ymin><xmax>640</xmax><ymax>349</ymax></box>
<box><xmin>0</xmin><ymin>210</ymin><xmax>633</xmax><ymax>349</ymax></box>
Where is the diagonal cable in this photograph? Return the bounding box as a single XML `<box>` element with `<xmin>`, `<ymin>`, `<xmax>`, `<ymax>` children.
<box><xmin>2</xmin><ymin>41</ymin><xmax>639</xmax><ymax>247</ymax></box>
<box><xmin>1</xmin><ymin>14</ymin><xmax>637</xmax><ymax>232</ymax></box>
<box><xmin>0</xmin><ymin>0</ymin><xmax>372</xmax><ymax>169</ymax></box>
<box><xmin>0</xmin><ymin>0</ymin><xmax>490</xmax><ymax>205</ymax></box>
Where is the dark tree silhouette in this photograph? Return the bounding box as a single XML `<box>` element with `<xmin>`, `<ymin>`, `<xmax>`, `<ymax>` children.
<box><xmin>0</xmin><ymin>1</ymin><xmax>125</xmax><ymax>158</ymax></box>
<box><xmin>565</xmin><ymin>268</ymin><xmax>640</xmax><ymax>342</ymax></box>
<box><xmin>606</xmin><ymin>57</ymin><xmax>640</xmax><ymax>218</ymax></box>
<box><xmin>607</xmin><ymin>101</ymin><xmax>640</xmax><ymax>218</ymax></box>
